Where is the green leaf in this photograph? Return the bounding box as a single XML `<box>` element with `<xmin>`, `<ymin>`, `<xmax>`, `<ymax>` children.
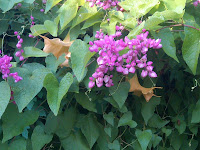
<box><xmin>75</xmin><ymin>93</ymin><xmax>97</xmax><ymax>113</ymax></box>
<box><xmin>31</xmin><ymin>125</ymin><xmax>53</xmax><ymax>150</ymax></box>
<box><xmin>45</xmin><ymin>0</ymin><xmax>62</xmax><ymax>13</ymax></box>
<box><xmin>69</xmin><ymin>40</ymin><xmax>95</xmax><ymax>82</ymax></box>
<box><xmin>81</xmin><ymin>114</ymin><xmax>100</xmax><ymax>148</ymax></box>
<box><xmin>103</xmin><ymin>112</ymin><xmax>114</xmax><ymax>126</ymax></box>
<box><xmin>135</xmin><ymin>129</ymin><xmax>152</xmax><ymax>150</ymax></box>
<box><xmin>161</xmin><ymin>128</ymin><xmax>172</xmax><ymax>137</ymax></box>
<box><xmin>82</xmin><ymin>10</ymin><xmax>105</xmax><ymax>30</ymax></box>
<box><xmin>0</xmin><ymin>81</ymin><xmax>11</xmax><ymax>119</ymax></box>
<box><xmin>2</xmin><ymin>104</ymin><xmax>39</xmax><ymax>142</ymax></box>
<box><xmin>30</xmin><ymin>25</ymin><xmax>48</xmax><ymax>36</ymax></box>
<box><xmin>173</xmin><ymin>115</ymin><xmax>186</xmax><ymax>134</ymax></box>
<box><xmin>0</xmin><ymin>141</ymin><xmax>8</xmax><ymax>149</ymax></box>
<box><xmin>162</xmin><ymin>0</ymin><xmax>186</xmax><ymax>13</ymax></box>
<box><xmin>118</xmin><ymin>111</ymin><xmax>137</xmax><ymax>128</ymax></box>
<box><xmin>44</xmin><ymin>20</ymin><xmax>58</xmax><ymax>37</ymax></box>
<box><xmin>61</xmin><ymin>130</ymin><xmax>90</xmax><ymax>150</ymax></box>
<box><xmin>128</xmin><ymin>21</ymin><xmax>145</xmax><ymax>39</ymax></box>
<box><xmin>71</xmin><ymin>3</ymin><xmax>97</xmax><ymax>29</ymax></box>
<box><xmin>182</xmin><ymin>21</ymin><xmax>200</xmax><ymax>75</ymax></box>
<box><xmin>151</xmin><ymin>134</ymin><xmax>162</xmax><ymax>148</ymax></box>
<box><xmin>148</xmin><ymin>114</ymin><xmax>169</xmax><ymax>128</ymax></box>
<box><xmin>23</xmin><ymin>47</ymin><xmax>49</xmax><ymax>58</ymax></box>
<box><xmin>119</xmin><ymin>0</ymin><xmax>159</xmax><ymax>18</ymax></box>
<box><xmin>45</xmin><ymin>54</ymin><xmax>65</xmax><ymax>73</ymax></box>
<box><xmin>8</xmin><ymin>66</ymin><xmax>51</xmax><ymax>112</ymax></box>
<box><xmin>191</xmin><ymin>99</ymin><xmax>200</xmax><ymax>123</ymax></box>
<box><xmin>9</xmin><ymin>138</ymin><xmax>27</xmax><ymax>150</ymax></box>
<box><xmin>170</xmin><ymin>131</ymin><xmax>185</xmax><ymax>150</ymax></box>
<box><xmin>108</xmin><ymin>140</ymin><xmax>120</xmax><ymax>150</ymax></box>
<box><xmin>152</xmin><ymin>28</ymin><xmax>179</xmax><ymax>62</ymax></box>
<box><xmin>0</xmin><ymin>0</ymin><xmax>22</xmax><ymax>12</ymax></box>
<box><xmin>43</xmin><ymin>73</ymin><xmax>73</xmax><ymax>116</ymax></box>
<box><xmin>59</xmin><ymin>1</ymin><xmax>78</xmax><ymax>29</ymax></box>
<box><xmin>104</xmin><ymin>127</ymin><xmax>112</xmax><ymax>137</ymax></box>
<box><xmin>141</xmin><ymin>97</ymin><xmax>160</xmax><ymax>125</ymax></box>
<box><xmin>109</xmin><ymin>82</ymin><xmax>130</xmax><ymax>108</ymax></box>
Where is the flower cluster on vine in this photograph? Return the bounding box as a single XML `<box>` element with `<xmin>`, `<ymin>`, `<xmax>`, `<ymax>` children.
<box><xmin>86</xmin><ymin>0</ymin><xmax>123</xmax><ymax>10</ymax></box>
<box><xmin>0</xmin><ymin>54</ymin><xmax>22</xmax><ymax>82</ymax></box>
<box><xmin>193</xmin><ymin>0</ymin><xmax>200</xmax><ymax>6</ymax></box>
<box><xmin>88</xmin><ymin>27</ymin><xmax>162</xmax><ymax>88</ymax></box>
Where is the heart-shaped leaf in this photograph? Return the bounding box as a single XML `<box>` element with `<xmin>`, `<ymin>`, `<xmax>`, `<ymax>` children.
<box><xmin>8</xmin><ymin>64</ymin><xmax>51</xmax><ymax>112</ymax></box>
<box><xmin>43</xmin><ymin>73</ymin><xmax>73</xmax><ymax>115</ymax></box>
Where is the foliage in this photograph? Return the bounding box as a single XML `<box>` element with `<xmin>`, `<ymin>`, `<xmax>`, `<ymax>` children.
<box><xmin>0</xmin><ymin>0</ymin><xmax>200</xmax><ymax>150</ymax></box>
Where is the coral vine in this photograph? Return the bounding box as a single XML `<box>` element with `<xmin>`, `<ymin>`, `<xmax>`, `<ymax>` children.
<box><xmin>88</xmin><ymin>27</ymin><xmax>162</xmax><ymax>88</ymax></box>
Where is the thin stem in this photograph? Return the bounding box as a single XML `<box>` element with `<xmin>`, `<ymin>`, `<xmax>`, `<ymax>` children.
<box><xmin>122</xmin><ymin>139</ymin><xmax>137</xmax><ymax>150</ymax></box>
<box><xmin>156</xmin><ymin>23</ymin><xmax>199</xmax><ymax>32</ymax></box>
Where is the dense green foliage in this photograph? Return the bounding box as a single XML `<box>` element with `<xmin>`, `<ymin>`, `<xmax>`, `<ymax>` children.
<box><xmin>0</xmin><ymin>0</ymin><xmax>200</xmax><ymax>149</ymax></box>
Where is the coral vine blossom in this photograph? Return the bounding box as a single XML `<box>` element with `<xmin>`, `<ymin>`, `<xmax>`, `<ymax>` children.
<box><xmin>88</xmin><ymin>28</ymin><xmax>162</xmax><ymax>88</ymax></box>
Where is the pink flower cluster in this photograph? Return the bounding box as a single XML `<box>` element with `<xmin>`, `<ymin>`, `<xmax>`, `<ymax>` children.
<box><xmin>0</xmin><ymin>55</ymin><xmax>22</xmax><ymax>82</ymax></box>
<box><xmin>86</xmin><ymin>0</ymin><xmax>122</xmax><ymax>10</ymax></box>
<box><xmin>14</xmin><ymin>31</ymin><xmax>25</xmax><ymax>61</ymax></box>
<box><xmin>30</xmin><ymin>16</ymin><xmax>35</xmax><ymax>28</ymax></box>
<box><xmin>88</xmin><ymin>27</ymin><xmax>162</xmax><ymax>88</ymax></box>
<box><xmin>193</xmin><ymin>0</ymin><xmax>200</xmax><ymax>6</ymax></box>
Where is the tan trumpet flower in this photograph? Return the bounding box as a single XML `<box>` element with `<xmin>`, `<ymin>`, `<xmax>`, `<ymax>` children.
<box><xmin>128</xmin><ymin>74</ymin><xmax>162</xmax><ymax>102</ymax></box>
<box><xmin>41</xmin><ymin>33</ymin><xmax>73</xmax><ymax>67</ymax></box>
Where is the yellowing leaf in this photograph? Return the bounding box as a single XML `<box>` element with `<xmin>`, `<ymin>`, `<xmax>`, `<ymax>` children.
<box><xmin>41</xmin><ymin>33</ymin><xmax>73</xmax><ymax>67</ymax></box>
<box><xmin>128</xmin><ymin>74</ymin><xmax>162</xmax><ymax>102</ymax></box>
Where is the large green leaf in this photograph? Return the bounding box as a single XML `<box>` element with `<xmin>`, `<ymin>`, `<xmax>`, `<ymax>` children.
<box><xmin>44</xmin><ymin>20</ymin><xmax>58</xmax><ymax>37</ymax></box>
<box><xmin>162</xmin><ymin>0</ymin><xmax>186</xmax><ymax>14</ymax></box>
<box><xmin>8</xmin><ymin>65</ymin><xmax>51</xmax><ymax>112</ymax></box>
<box><xmin>69</xmin><ymin>40</ymin><xmax>95</xmax><ymax>82</ymax></box>
<box><xmin>152</xmin><ymin>28</ymin><xmax>179</xmax><ymax>62</ymax></box>
<box><xmin>61</xmin><ymin>130</ymin><xmax>90</xmax><ymax>150</ymax></box>
<box><xmin>119</xmin><ymin>0</ymin><xmax>159</xmax><ymax>18</ymax></box>
<box><xmin>103</xmin><ymin>112</ymin><xmax>114</xmax><ymax>126</ymax></box>
<box><xmin>135</xmin><ymin>130</ymin><xmax>152</xmax><ymax>150</ymax></box>
<box><xmin>118</xmin><ymin>111</ymin><xmax>137</xmax><ymax>128</ymax></box>
<box><xmin>45</xmin><ymin>0</ymin><xmax>62</xmax><ymax>13</ymax></box>
<box><xmin>109</xmin><ymin>82</ymin><xmax>130</xmax><ymax>109</ymax></box>
<box><xmin>2</xmin><ymin>104</ymin><xmax>39</xmax><ymax>142</ymax></box>
<box><xmin>0</xmin><ymin>0</ymin><xmax>22</xmax><ymax>12</ymax></box>
<box><xmin>23</xmin><ymin>47</ymin><xmax>49</xmax><ymax>58</ymax></box>
<box><xmin>71</xmin><ymin>3</ymin><xmax>97</xmax><ymax>29</ymax></box>
<box><xmin>141</xmin><ymin>97</ymin><xmax>160</xmax><ymax>125</ymax></box>
<box><xmin>75</xmin><ymin>93</ymin><xmax>97</xmax><ymax>113</ymax></box>
<box><xmin>45</xmin><ymin>53</ymin><xmax>65</xmax><ymax>73</ymax></box>
<box><xmin>182</xmin><ymin>21</ymin><xmax>200</xmax><ymax>75</ymax></box>
<box><xmin>31</xmin><ymin>125</ymin><xmax>53</xmax><ymax>150</ymax></box>
<box><xmin>45</xmin><ymin>107</ymin><xmax>78</xmax><ymax>139</ymax></box>
<box><xmin>0</xmin><ymin>81</ymin><xmax>11</xmax><ymax>119</ymax></box>
<box><xmin>59</xmin><ymin>0</ymin><xmax>78</xmax><ymax>29</ymax></box>
<box><xmin>43</xmin><ymin>73</ymin><xmax>73</xmax><ymax>116</ymax></box>
<box><xmin>148</xmin><ymin>114</ymin><xmax>169</xmax><ymax>129</ymax></box>
<box><xmin>191</xmin><ymin>99</ymin><xmax>200</xmax><ymax>123</ymax></box>
<box><xmin>9</xmin><ymin>138</ymin><xmax>27</xmax><ymax>150</ymax></box>
<box><xmin>30</xmin><ymin>25</ymin><xmax>48</xmax><ymax>36</ymax></box>
<box><xmin>82</xmin><ymin>10</ymin><xmax>105</xmax><ymax>29</ymax></box>
<box><xmin>81</xmin><ymin>114</ymin><xmax>100</xmax><ymax>149</ymax></box>
<box><xmin>108</xmin><ymin>140</ymin><xmax>120</xmax><ymax>150</ymax></box>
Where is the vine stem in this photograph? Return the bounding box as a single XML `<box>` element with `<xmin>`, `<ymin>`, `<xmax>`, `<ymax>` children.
<box><xmin>156</xmin><ymin>23</ymin><xmax>200</xmax><ymax>31</ymax></box>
